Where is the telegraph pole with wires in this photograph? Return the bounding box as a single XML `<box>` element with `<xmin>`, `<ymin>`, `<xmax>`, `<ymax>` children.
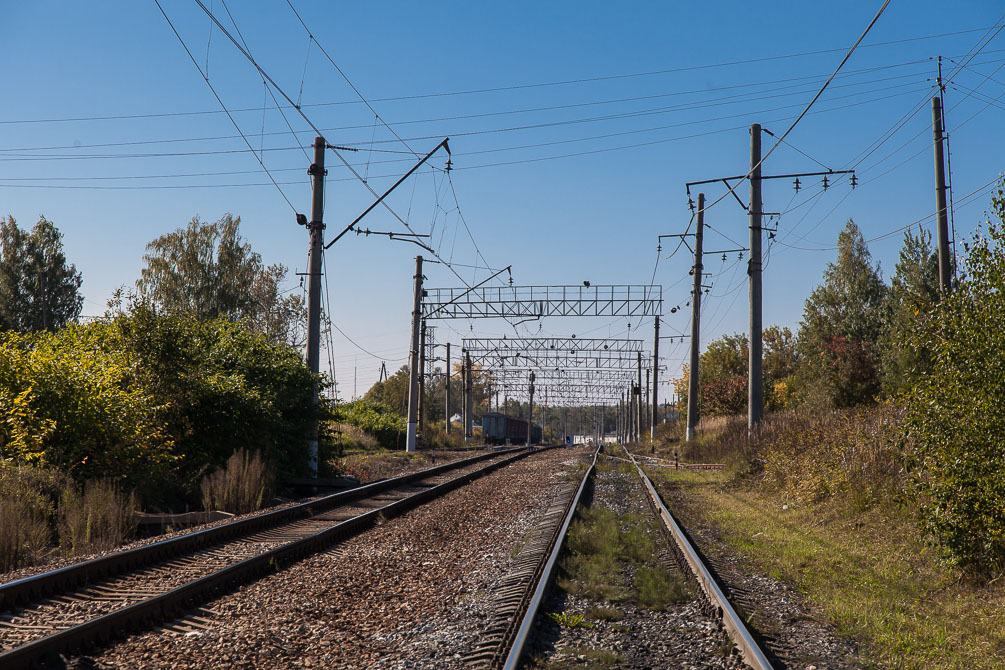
<box><xmin>405</xmin><ymin>256</ymin><xmax>424</xmax><ymax>452</ymax></box>
<box><xmin>687</xmin><ymin>193</ymin><xmax>705</xmax><ymax>441</ymax></box>
<box><xmin>686</xmin><ymin>127</ymin><xmax>854</xmax><ymax>431</ymax></box>
<box><xmin>932</xmin><ymin>96</ymin><xmax>952</xmax><ymax>295</ymax></box>
<box><xmin>303</xmin><ymin>136</ymin><xmax>326</xmax><ymax>475</ymax></box>
<box><xmin>749</xmin><ymin>124</ymin><xmax>764</xmax><ymax>430</ymax></box>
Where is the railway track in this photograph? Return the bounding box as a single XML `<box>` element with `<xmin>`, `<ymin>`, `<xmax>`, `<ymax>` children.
<box><xmin>0</xmin><ymin>447</ymin><xmax>538</xmax><ymax>669</ymax></box>
<box><xmin>474</xmin><ymin>444</ymin><xmax>774</xmax><ymax>670</ymax></box>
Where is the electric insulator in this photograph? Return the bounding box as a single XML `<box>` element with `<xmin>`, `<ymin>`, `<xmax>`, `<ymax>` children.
<box><xmin>822</xmin><ymin>175</ymin><xmax>830</xmax><ymax>190</ymax></box>
<box><xmin>793</xmin><ymin>178</ymin><xmax>801</xmax><ymax>192</ymax></box>
<box><xmin>722</xmin><ymin>253</ymin><xmax>727</xmax><ymax>261</ymax></box>
<box><xmin>850</xmin><ymin>173</ymin><xmax>858</xmax><ymax>189</ymax></box>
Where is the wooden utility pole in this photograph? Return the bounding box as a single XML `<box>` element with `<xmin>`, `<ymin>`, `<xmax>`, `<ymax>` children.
<box><xmin>687</xmin><ymin>192</ymin><xmax>705</xmax><ymax>441</ymax></box>
<box><xmin>445</xmin><ymin>342</ymin><xmax>451</xmax><ymax>434</ymax></box>
<box><xmin>305</xmin><ymin>136</ymin><xmax>326</xmax><ymax>474</ymax></box>
<box><xmin>748</xmin><ymin>125</ymin><xmax>764</xmax><ymax>430</ymax></box>
<box><xmin>932</xmin><ymin>96</ymin><xmax>952</xmax><ymax>295</ymax></box>
<box><xmin>405</xmin><ymin>256</ymin><xmax>424</xmax><ymax>452</ymax></box>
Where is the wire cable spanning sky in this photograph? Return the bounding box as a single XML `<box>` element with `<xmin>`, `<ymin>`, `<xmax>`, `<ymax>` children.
<box><xmin>3</xmin><ymin>1</ymin><xmax>1005</xmax><ymax>401</ymax></box>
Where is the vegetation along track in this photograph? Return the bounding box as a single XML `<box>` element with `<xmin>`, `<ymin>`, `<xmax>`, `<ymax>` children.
<box><xmin>483</xmin><ymin>444</ymin><xmax>774</xmax><ymax>670</ymax></box>
<box><xmin>0</xmin><ymin>447</ymin><xmax>539</xmax><ymax>669</ymax></box>
<box><xmin>623</xmin><ymin>448</ymin><xmax>774</xmax><ymax>670</ymax></box>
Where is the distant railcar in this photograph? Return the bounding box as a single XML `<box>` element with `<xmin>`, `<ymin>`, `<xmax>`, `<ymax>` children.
<box><xmin>482</xmin><ymin>412</ymin><xmax>540</xmax><ymax>444</ymax></box>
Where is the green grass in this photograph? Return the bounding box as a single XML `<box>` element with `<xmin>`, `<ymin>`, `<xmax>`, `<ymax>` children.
<box><xmin>653</xmin><ymin>467</ymin><xmax>1005</xmax><ymax>670</ymax></box>
<box><xmin>558</xmin><ymin>492</ymin><xmax>694</xmax><ymax>609</ymax></box>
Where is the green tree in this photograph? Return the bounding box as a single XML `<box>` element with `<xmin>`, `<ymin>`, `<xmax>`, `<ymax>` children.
<box><xmin>136</xmin><ymin>214</ymin><xmax>306</xmax><ymax>347</ymax></box>
<box><xmin>797</xmin><ymin>219</ymin><xmax>887</xmax><ymax>407</ymax></box>
<box><xmin>763</xmin><ymin>325</ymin><xmax>799</xmax><ymax>409</ymax></box>
<box><xmin>903</xmin><ymin>191</ymin><xmax>1005</xmax><ymax>574</ymax></box>
<box><xmin>879</xmin><ymin>227</ymin><xmax>941</xmax><ymax>396</ymax></box>
<box><xmin>0</xmin><ymin>216</ymin><xmax>82</xmax><ymax>332</ymax></box>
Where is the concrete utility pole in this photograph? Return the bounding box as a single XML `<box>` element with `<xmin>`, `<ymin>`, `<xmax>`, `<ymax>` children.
<box><xmin>417</xmin><ymin>320</ymin><xmax>426</xmax><ymax>437</ymax></box>
<box><xmin>636</xmin><ymin>352</ymin><xmax>643</xmax><ymax>442</ymax></box>
<box><xmin>687</xmin><ymin>192</ymin><xmax>705</xmax><ymax>441</ymax></box>
<box><xmin>405</xmin><ymin>255</ymin><xmax>424</xmax><ymax>452</ymax></box>
<box><xmin>932</xmin><ymin>96</ymin><xmax>952</xmax><ymax>295</ymax></box>
<box><xmin>445</xmin><ymin>342</ymin><xmax>451</xmax><ymax>434</ymax></box>
<box><xmin>644</xmin><ymin>368</ymin><xmax>650</xmax><ymax>439</ymax></box>
<box><xmin>748</xmin><ymin>124</ymin><xmax>764</xmax><ymax>430</ymax></box>
<box><xmin>651</xmin><ymin>316</ymin><xmax>659</xmax><ymax>441</ymax></box>
<box><xmin>305</xmin><ymin>136</ymin><xmax>326</xmax><ymax>474</ymax></box>
<box><xmin>527</xmin><ymin>371</ymin><xmax>535</xmax><ymax>447</ymax></box>
<box><xmin>464</xmin><ymin>352</ymin><xmax>473</xmax><ymax>442</ymax></box>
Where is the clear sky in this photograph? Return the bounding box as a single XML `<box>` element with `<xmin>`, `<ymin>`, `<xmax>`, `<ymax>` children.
<box><xmin>3</xmin><ymin>1</ymin><xmax>1005</xmax><ymax>403</ymax></box>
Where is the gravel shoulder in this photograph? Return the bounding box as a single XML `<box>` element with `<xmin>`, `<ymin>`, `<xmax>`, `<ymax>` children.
<box><xmin>646</xmin><ymin>465</ymin><xmax>862</xmax><ymax>670</ymax></box>
<box><xmin>81</xmin><ymin>446</ymin><xmax>593</xmax><ymax>669</ymax></box>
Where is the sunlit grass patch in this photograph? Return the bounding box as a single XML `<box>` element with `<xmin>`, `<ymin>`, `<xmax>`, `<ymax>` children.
<box><xmin>660</xmin><ymin>472</ymin><xmax>1005</xmax><ymax>670</ymax></box>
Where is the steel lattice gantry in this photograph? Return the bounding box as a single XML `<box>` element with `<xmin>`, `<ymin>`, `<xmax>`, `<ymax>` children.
<box><xmin>466</xmin><ymin>338</ymin><xmax>644</xmax><ymax>407</ymax></box>
<box><xmin>422</xmin><ymin>285</ymin><xmax>662</xmax><ymax>320</ymax></box>
<box><xmin>463</xmin><ymin>337</ymin><xmax>649</xmax><ymax>372</ymax></box>
<box><xmin>462</xmin><ymin>337</ymin><xmax>644</xmax><ymax>353</ymax></box>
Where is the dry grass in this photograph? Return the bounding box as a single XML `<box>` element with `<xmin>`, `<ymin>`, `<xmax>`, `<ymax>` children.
<box><xmin>58</xmin><ymin>479</ymin><xmax>138</xmax><ymax>556</ymax></box>
<box><xmin>0</xmin><ymin>465</ymin><xmax>64</xmax><ymax>571</ymax></box>
<box><xmin>200</xmin><ymin>449</ymin><xmax>272</xmax><ymax>514</ymax></box>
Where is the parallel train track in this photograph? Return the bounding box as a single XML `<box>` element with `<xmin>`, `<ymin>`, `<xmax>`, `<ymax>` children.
<box><xmin>475</xmin><ymin>444</ymin><xmax>775</xmax><ymax>670</ymax></box>
<box><xmin>0</xmin><ymin>447</ymin><xmax>537</xmax><ymax>669</ymax></box>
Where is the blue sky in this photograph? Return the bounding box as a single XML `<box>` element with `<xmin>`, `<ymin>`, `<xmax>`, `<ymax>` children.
<box><xmin>3</xmin><ymin>1</ymin><xmax>1005</xmax><ymax>401</ymax></box>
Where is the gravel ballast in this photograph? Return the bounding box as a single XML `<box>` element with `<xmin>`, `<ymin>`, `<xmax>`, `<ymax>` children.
<box><xmin>81</xmin><ymin>447</ymin><xmax>593</xmax><ymax>669</ymax></box>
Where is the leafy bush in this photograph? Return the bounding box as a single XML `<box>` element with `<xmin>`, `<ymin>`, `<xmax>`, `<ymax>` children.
<box><xmin>0</xmin><ymin>307</ymin><xmax>322</xmax><ymax>504</ymax></box>
<box><xmin>200</xmin><ymin>449</ymin><xmax>271</xmax><ymax>514</ymax></box>
<box><xmin>902</xmin><ymin>195</ymin><xmax>1005</xmax><ymax>574</ymax></box>
<box><xmin>0</xmin><ymin>326</ymin><xmax>176</xmax><ymax>485</ymax></box>
<box><xmin>58</xmin><ymin>479</ymin><xmax>137</xmax><ymax>556</ymax></box>
<box><xmin>331</xmin><ymin>399</ymin><xmax>405</xmax><ymax>450</ymax></box>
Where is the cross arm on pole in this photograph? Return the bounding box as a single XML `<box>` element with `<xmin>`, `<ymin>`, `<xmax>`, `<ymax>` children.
<box><xmin>325</xmin><ymin>137</ymin><xmax>450</xmax><ymax>249</ymax></box>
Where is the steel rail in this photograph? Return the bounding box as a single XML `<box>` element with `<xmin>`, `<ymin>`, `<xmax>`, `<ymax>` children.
<box><xmin>624</xmin><ymin>449</ymin><xmax>774</xmax><ymax>670</ymax></box>
<box><xmin>0</xmin><ymin>449</ymin><xmax>537</xmax><ymax>669</ymax></box>
<box><xmin>500</xmin><ymin>445</ymin><xmax>600</xmax><ymax>670</ymax></box>
<box><xmin>0</xmin><ymin>448</ymin><xmax>519</xmax><ymax>611</ymax></box>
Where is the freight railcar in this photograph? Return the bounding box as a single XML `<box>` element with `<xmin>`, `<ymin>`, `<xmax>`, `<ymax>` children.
<box><xmin>482</xmin><ymin>412</ymin><xmax>541</xmax><ymax>445</ymax></box>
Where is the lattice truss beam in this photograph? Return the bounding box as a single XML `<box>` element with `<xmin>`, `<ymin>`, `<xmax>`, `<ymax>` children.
<box><xmin>488</xmin><ymin>369</ymin><xmax>634</xmax><ymax>383</ymax></box>
<box><xmin>462</xmin><ymin>337</ymin><xmax>644</xmax><ymax>353</ymax></box>
<box><xmin>464</xmin><ymin>337</ymin><xmax>649</xmax><ymax>371</ymax></box>
<box><xmin>422</xmin><ymin>285</ymin><xmax>662</xmax><ymax>319</ymax></box>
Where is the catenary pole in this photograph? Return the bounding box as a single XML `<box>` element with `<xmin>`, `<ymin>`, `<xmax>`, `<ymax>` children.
<box><xmin>636</xmin><ymin>352</ymin><xmax>643</xmax><ymax>442</ymax></box>
<box><xmin>405</xmin><ymin>256</ymin><xmax>424</xmax><ymax>452</ymax></box>
<box><xmin>417</xmin><ymin>320</ymin><xmax>426</xmax><ymax>439</ymax></box>
<box><xmin>465</xmin><ymin>352</ymin><xmax>473</xmax><ymax>442</ymax></box>
<box><xmin>932</xmin><ymin>96</ymin><xmax>952</xmax><ymax>295</ymax></box>
<box><xmin>305</xmin><ymin>136</ymin><xmax>326</xmax><ymax>474</ymax></box>
<box><xmin>687</xmin><ymin>192</ymin><xmax>705</xmax><ymax>441</ymax></box>
<box><xmin>445</xmin><ymin>342</ymin><xmax>451</xmax><ymax>434</ymax></box>
<box><xmin>527</xmin><ymin>371</ymin><xmax>535</xmax><ymax>447</ymax></box>
<box><xmin>748</xmin><ymin>125</ymin><xmax>764</xmax><ymax>430</ymax></box>
<box><xmin>651</xmin><ymin>316</ymin><xmax>659</xmax><ymax>441</ymax></box>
